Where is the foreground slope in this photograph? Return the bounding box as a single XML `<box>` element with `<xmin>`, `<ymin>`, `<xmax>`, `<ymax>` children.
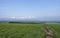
<box><xmin>0</xmin><ymin>23</ymin><xmax>60</xmax><ymax>38</ymax></box>
<box><xmin>49</xmin><ymin>24</ymin><xmax>60</xmax><ymax>38</ymax></box>
<box><xmin>0</xmin><ymin>23</ymin><xmax>44</xmax><ymax>38</ymax></box>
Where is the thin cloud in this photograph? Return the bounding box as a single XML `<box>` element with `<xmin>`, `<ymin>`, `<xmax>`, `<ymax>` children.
<box><xmin>0</xmin><ymin>16</ymin><xmax>36</xmax><ymax>19</ymax></box>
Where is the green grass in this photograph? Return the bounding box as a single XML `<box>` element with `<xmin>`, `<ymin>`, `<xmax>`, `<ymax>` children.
<box><xmin>0</xmin><ymin>23</ymin><xmax>60</xmax><ymax>38</ymax></box>
<box><xmin>48</xmin><ymin>24</ymin><xmax>60</xmax><ymax>38</ymax></box>
<box><xmin>0</xmin><ymin>23</ymin><xmax>45</xmax><ymax>38</ymax></box>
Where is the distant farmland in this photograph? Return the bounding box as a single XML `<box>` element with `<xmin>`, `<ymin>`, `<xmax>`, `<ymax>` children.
<box><xmin>0</xmin><ymin>23</ymin><xmax>60</xmax><ymax>38</ymax></box>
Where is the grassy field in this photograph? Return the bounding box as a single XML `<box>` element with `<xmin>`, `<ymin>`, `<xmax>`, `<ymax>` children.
<box><xmin>0</xmin><ymin>23</ymin><xmax>60</xmax><ymax>38</ymax></box>
<box><xmin>0</xmin><ymin>23</ymin><xmax>45</xmax><ymax>38</ymax></box>
<box><xmin>49</xmin><ymin>24</ymin><xmax>60</xmax><ymax>38</ymax></box>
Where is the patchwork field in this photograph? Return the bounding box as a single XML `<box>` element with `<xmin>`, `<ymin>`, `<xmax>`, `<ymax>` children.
<box><xmin>0</xmin><ymin>23</ymin><xmax>60</xmax><ymax>38</ymax></box>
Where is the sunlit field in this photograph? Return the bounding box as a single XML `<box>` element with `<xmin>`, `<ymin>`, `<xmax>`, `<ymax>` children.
<box><xmin>49</xmin><ymin>24</ymin><xmax>60</xmax><ymax>38</ymax></box>
<box><xmin>0</xmin><ymin>23</ymin><xmax>60</xmax><ymax>38</ymax></box>
<box><xmin>0</xmin><ymin>23</ymin><xmax>45</xmax><ymax>38</ymax></box>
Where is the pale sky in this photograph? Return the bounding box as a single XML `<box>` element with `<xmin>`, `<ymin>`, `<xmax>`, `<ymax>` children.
<box><xmin>0</xmin><ymin>0</ymin><xmax>60</xmax><ymax>21</ymax></box>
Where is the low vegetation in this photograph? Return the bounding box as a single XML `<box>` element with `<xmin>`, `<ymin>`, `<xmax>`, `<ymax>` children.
<box><xmin>0</xmin><ymin>23</ymin><xmax>60</xmax><ymax>38</ymax></box>
<box><xmin>0</xmin><ymin>23</ymin><xmax>45</xmax><ymax>38</ymax></box>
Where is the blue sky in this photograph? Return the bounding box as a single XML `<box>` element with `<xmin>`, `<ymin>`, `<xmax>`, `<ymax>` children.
<box><xmin>0</xmin><ymin>0</ymin><xmax>60</xmax><ymax>21</ymax></box>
